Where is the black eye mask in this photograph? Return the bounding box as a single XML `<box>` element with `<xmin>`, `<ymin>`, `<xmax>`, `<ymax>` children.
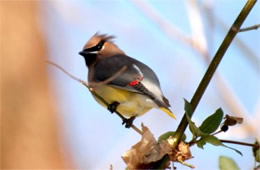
<box><xmin>83</xmin><ymin>40</ymin><xmax>105</xmax><ymax>52</ymax></box>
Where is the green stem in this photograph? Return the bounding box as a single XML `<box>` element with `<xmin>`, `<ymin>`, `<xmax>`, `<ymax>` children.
<box><xmin>172</xmin><ymin>0</ymin><xmax>257</xmax><ymax>149</ymax></box>
<box><xmin>157</xmin><ymin>1</ymin><xmax>257</xmax><ymax>166</ymax></box>
<box><xmin>157</xmin><ymin>1</ymin><xmax>257</xmax><ymax>167</ymax></box>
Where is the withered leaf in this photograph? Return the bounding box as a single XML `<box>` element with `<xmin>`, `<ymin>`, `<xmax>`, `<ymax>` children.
<box><xmin>223</xmin><ymin>115</ymin><xmax>243</xmax><ymax>126</ymax></box>
<box><xmin>122</xmin><ymin>124</ymin><xmax>172</xmax><ymax>169</ymax></box>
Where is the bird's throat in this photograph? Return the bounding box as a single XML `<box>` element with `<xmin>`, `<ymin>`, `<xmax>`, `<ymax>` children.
<box><xmin>83</xmin><ymin>54</ymin><xmax>98</xmax><ymax>67</ymax></box>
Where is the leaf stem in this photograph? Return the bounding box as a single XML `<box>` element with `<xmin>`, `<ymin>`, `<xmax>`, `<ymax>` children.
<box><xmin>172</xmin><ymin>0</ymin><xmax>257</xmax><ymax>148</ymax></box>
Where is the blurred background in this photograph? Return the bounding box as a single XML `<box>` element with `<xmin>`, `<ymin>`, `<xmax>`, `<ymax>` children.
<box><xmin>1</xmin><ymin>0</ymin><xmax>259</xmax><ymax>169</ymax></box>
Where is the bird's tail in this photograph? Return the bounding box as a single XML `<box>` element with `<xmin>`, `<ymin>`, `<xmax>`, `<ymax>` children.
<box><xmin>160</xmin><ymin>107</ymin><xmax>176</xmax><ymax>119</ymax></box>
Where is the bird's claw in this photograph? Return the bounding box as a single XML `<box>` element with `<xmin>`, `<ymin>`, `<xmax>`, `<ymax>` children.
<box><xmin>108</xmin><ymin>102</ymin><xmax>135</xmax><ymax>128</ymax></box>
<box><xmin>107</xmin><ymin>101</ymin><xmax>120</xmax><ymax>113</ymax></box>
<box><xmin>122</xmin><ymin>116</ymin><xmax>136</xmax><ymax>128</ymax></box>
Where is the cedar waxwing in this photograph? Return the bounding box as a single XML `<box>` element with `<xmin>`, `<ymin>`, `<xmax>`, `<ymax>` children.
<box><xmin>79</xmin><ymin>33</ymin><xmax>176</xmax><ymax>127</ymax></box>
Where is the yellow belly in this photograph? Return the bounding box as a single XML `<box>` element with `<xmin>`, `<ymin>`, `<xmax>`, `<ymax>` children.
<box><xmin>91</xmin><ymin>85</ymin><xmax>154</xmax><ymax>117</ymax></box>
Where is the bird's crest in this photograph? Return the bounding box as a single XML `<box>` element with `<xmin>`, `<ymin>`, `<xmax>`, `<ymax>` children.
<box><xmin>83</xmin><ymin>32</ymin><xmax>115</xmax><ymax>50</ymax></box>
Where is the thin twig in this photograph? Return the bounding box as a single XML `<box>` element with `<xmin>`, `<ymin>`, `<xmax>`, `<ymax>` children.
<box><xmin>46</xmin><ymin>60</ymin><xmax>86</xmax><ymax>85</ymax></box>
<box><xmin>89</xmin><ymin>66</ymin><xmax>127</xmax><ymax>87</ymax></box>
<box><xmin>185</xmin><ymin>0</ymin><xmax>209</xmax><ymax>60</ymax></box>
<box><xmin>131</xmin><ymin>0</ymin><xmax>193</xmax><ymax>47</ymax></box>
<box><xmin>220</xmin><ymin>139</ymin><xmax>260</xmax><ymax>148</ymax></box>
<box><xmin>202</xmin><ymin>5</ymin><xmax>259</xmax><ymax>140</ymax></box>
<box><xmin>46</xmin><ymin>60</ymin><xmax>143</xmax><ymax>135</ymax></box>
<box><xmin>238</xmin><ymin>24</ymin><xmax>260</xmax><ymax>32</ymax></box>
<box><xmin>216</xmin><ymin>15</ymin><xmax>259</xmax><ymax>71</ymax></box>
<box><xmin>132</xmin><ymin>0</ymin><xmax>210</xmax><ymax>60</ymax></box>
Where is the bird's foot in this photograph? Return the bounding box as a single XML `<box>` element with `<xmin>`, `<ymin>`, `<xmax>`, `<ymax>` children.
<box><xmin>107</xmin><ymin>101</ymin><xmax>120</xmax><ymax>113</ymax></box>
<box><xmin>122</xmin><ymin>116</ymin><xmax>136</xmax><ymax>128</ymax></box>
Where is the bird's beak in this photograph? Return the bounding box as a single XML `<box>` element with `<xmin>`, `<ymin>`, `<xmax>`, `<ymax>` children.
<box><xmin>79</xmin><ymin>50</ymin><xmax>88</xmax><ymax>56</ymax></box>
<box><xmin>79</xmin><ymin>50</ymin><xmax>98</xmax><ymax>56</ymax></box>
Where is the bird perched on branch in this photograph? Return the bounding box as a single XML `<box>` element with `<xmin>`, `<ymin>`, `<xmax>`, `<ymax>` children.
<box><xmin>79</xmin><ymin>33</ymin><xmax>175</xmax><ymax>127</ymax></box>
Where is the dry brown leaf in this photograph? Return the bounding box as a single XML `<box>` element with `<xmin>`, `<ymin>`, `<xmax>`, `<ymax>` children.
<box><xmin>224</xmin><ymin>114</ymin><xmax>243</xmax><ymax>126</ymax></box>
<box><xmin>122</xmin><ymin>124</ymin><xmax>194</xmax><ymax>169</ymax></box>
<box><xmin>122</xmin><ymin>124</ymin><xmax>172</xmax><ymax>169</ymax></box>
<box><xmin>169</xmin><ymin>140</ymin><xmax>193</xmax><ymax>162</ymax></box>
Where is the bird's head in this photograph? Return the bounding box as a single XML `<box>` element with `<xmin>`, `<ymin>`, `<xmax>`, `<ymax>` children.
<box><xmin>79</xmin><ymin>33</ymin><xmax>125</xmax><ymax>66</ymax></box>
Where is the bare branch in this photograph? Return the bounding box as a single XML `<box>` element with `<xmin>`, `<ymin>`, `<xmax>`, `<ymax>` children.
<box><xmin>46</xmin><ymin>60</ymin><xmax>143</xmax><ymax>135</ymax></box>
<box><xmin>185</xmin><ymin>0</ymin><xmax>209</xmax><ymax>59</ymax></box>
<box><xmin>215</xmin><ymin>15</ymin><xmax>260</xmax><ymax>71</ymax></box>
<box><xmin>46</xmin><ymin>60</ymin><xmax>86</xmax><ymax>85</ymax></box>
<box><xmin>220</xmin><ymin>139</ymin><xmax>260</xmax><ymax>148</ymax></box>
<box><xmin>238</xmin><ymin>24</ymin><xmax>260</xmax><ymax>32</ymax></box>
<box><xmin>131</xmin><ymin>0</ymin><xmax>193</xmax><ymax>46</ymax></box>
<box><xmin>89</xmin><ymin>65</ymin><xmax>127</xmax><ymax>87</ymax></box>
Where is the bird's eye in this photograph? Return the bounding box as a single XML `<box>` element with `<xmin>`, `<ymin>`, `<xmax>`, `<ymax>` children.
<box><xmin>96</xmin><ymin>40</ymin><xmax>105</xmax><ymax>50</ymax></box>
<box><xmin>96</xmin><ymin>45</ymin><xmax>101</xmax><ymax>49</ymax></box>
<box><xmin>83</xmin><ymin>40</ymin><xmax>105</xmax><ymax>53</ymax></box>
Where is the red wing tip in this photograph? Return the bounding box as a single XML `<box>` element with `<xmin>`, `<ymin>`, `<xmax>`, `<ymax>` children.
<box><xmin>128</xmin><ymin>80</ymin><xmax>139</xmax><ymax>86</ymax></box>
<box><xmin>128</xmin><ymin>76</ymin><xmax>143</xmax><ymax>86</ymax></box>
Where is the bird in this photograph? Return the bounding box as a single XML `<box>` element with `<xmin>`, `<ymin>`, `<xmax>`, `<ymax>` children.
<box><xmin>79</xmin><ymin>33</ymin><xmax>176</xmax><ymax>128</ymax></box>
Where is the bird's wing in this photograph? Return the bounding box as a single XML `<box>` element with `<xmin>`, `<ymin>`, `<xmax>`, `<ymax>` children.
<box><xmin>93</xmin><ymin>55</ymin><xmax>159</xmax><ymax>95</ymax></box>
<box><xmin>93</xmin><ymin>54</ymin><xmax>173</xmax><ymax>117</ymax></box>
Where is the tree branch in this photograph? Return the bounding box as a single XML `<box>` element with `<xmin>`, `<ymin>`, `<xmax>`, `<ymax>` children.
<box><xmin>46</xmin><ymin>60</ymin><xmax>143</xmax><ymax>135</ymax></box>
<box><xmin>237</xmin><ymin>24</ymin><xmax>260</xmax><ymax>32</ymax></box>
<box><xmin>172</xmin><ymin>0</ymin><xmax>257</xmax><ymax>149</ymax></box>
<box><xmin>220</xmin><ymin>139</ymin><xmax>260</xmax><ymax>148</ymax></box>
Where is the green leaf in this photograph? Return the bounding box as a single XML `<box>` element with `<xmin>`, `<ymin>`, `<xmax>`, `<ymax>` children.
<box><xmin>185</xmin><ymin>111</ymin><xmax>200</xmax><ymax>137</ymax></box>
<box><xmin>252</xmin><ymin>140</ymin><xmax>260</xmax><ymax>162</ymax></box>
<box><xmin>158</xmin><ymin>131</ymin><xmax>186</xmax><ymax>142</ymax></box>
<box><xmin>199</xmin><ymin>108</ymin><xmax>224</xmax><ymax>134</ymax></box>
<box><xmin>197</xmin><ymin>139</ymin><xmax>206</xmax><ymax>149</ymax></box>
<box><xmin>222</xmin><ymin>144</ymin><xmax>243</xmax><ymax>156</ymax></box>
<box><xmin>186</xmin><ymin>114</ymin><xmax>202</xmax><ymax>137</ymax></box>
<box><xmin>158</xmin><ymin>131</ymin><xmax>175</xmax><ymax>142</ymax></box>
<box><xmin>184</xmin><ymin>99</ymin><xmax>206</xmax><ymax>137</ymax></box>
<box><xmin>196</xmin><ymin>136</ymin><xmax>242</xmax><ymax>156</ymax></box>
<box><xmin>184</xmin><ymin>99</ymin><xmax>193</xmax><ymax>117</ymax></box>
<box><xmin>197</xmin><ymin>136</ymin><xmax>222</xmax><ymax>149</ymax></box>
<box><xmin>219</xmin><ymin>156</ymin><xmax>240</xmax><ymax>170</ymax></box>
<box><xmin>255</xmin><ymin>149</ymin><xmax>260</xmax><ymax>162</ymax></box>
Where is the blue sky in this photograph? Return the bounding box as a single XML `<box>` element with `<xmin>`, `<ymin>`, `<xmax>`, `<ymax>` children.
<box><xmin>41</xmin><ymin>0</ymin><xmax>259</xmax><ymax>169</ymax></box>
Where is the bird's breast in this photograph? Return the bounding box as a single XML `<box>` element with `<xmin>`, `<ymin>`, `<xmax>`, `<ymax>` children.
<box><xmin>91</xmin><ymin>85</ymin><xmax>157</xmax><ymax>117</ymax></box>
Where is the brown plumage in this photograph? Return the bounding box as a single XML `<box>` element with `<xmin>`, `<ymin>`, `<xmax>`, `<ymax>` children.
<box><xmin>83</xmin><ymin>33</ymin><xmax>125</xmax><ymax>58</ymax></box>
